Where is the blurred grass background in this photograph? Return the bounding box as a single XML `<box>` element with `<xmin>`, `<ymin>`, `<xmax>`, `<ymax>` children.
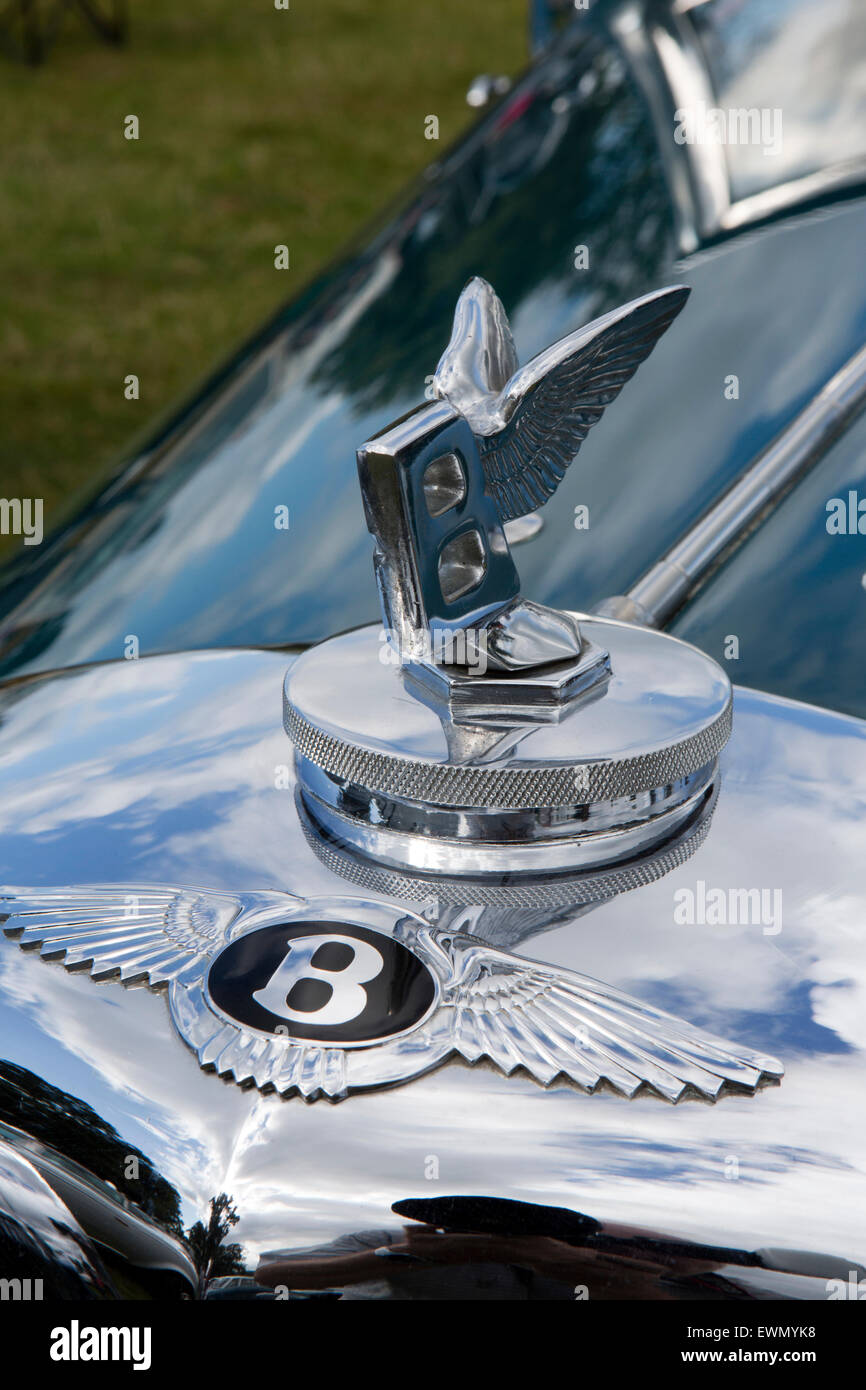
<box><xmin>0</xmin><ymin>0</ymin><xmax>525</xmax><ymax>551</ymax></box>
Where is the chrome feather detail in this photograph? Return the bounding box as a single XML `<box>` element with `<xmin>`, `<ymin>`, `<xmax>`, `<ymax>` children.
<box><xmin>0</xmin><ymin>884</ymin><xmax>297</xmax><ymax>985</ymax></box>
<box><xmin>433</xmin><ymin>278</ymin><xmax>689</xmax><ymax>521</ymax></box>
<box><xmin>429</xmin><ymin>929</ymin><xmax>783</xmax><ymax>1102</ymax></box>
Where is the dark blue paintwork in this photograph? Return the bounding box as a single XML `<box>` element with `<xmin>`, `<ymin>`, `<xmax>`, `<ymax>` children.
<box><xmin>1</xmin><ymin>0</ymin><xmax>865</xmax><ymax>723</ymax></box>
<box><xmin>673</xmin><ymin>407</ymin><xmax>866</xmax><ymax>721</ymax></box>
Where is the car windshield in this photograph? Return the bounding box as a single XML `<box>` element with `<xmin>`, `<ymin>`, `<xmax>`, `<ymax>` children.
<box><xmin>687</xmin><ymin>0</ymin><xmax>866</xmax><ymax>199</ymax></box>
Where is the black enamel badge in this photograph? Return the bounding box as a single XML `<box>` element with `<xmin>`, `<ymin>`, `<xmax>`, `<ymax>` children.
<box><xmin>206</xmin><ymin>921</ymin><xmax>438</xmax><ymax>1046</ymax></box>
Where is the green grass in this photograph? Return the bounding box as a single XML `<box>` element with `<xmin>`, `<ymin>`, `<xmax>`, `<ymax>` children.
<box><xmin>0</xmin><ymin>0</ymin><xmax>525</xmax><ymax>549</ymax></box>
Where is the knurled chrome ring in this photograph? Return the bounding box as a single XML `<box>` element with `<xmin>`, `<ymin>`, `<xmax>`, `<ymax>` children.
<box><xmin>297</xmin><ymin>782</ymin><xmax>719</xmax><ymax>909</ymax></box>
<box><xmin>284</xmin><ymin>691</ymin><xmax>732</xmax><ymax>811</ymax></box>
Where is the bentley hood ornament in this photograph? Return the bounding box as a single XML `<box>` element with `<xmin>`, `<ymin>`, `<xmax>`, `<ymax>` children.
<box><xmin>358</xmin><ymin>276</ymin><xmax>689</xmax><ymax>677</ymax></box>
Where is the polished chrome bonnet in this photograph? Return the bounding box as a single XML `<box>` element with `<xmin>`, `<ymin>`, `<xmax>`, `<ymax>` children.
<box><xmin>7</xmin><ymin>647</ymin><xmax>866</xmax><ymax>1273</ymax></box>
<box><xmin>286</xmin><ymin>277</ymin><xmax>732</xmax><ymax>877</ymax></box>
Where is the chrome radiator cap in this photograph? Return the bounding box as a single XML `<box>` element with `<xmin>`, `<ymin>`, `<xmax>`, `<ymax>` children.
<box><xmin>286</xmin><ymin>277</ymin><xmax>731</xmax><ymax>877</ymax></box>
<box><xmin>285</xmin><ymin>617</ymin><xmax>731</xmax><ymax>876</ymax></box>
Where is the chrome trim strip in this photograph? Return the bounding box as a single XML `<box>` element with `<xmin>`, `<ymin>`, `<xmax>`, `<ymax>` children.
<box><xmin>609</xmin><ymin>2</ymin><xmax>704</xmax><ymax>254</ymax></box>
<box><xmin>719</xmin><ymin>161</ymin><xmax>866</xmax><ymax>235</ymax></box>
<box><xmin>596</xmin><ymin>342</ymin><xmax>866</xmax><ymax>628</ymax></box>
<box><xmin>611</xmin><ymin>0</ymin><xmax>866</xmax><ymax>252</ymax></box>
<box><xmin>649</xmin><ymin>9</ymin><xmax>730</xmax><ymax>241</ymax></box>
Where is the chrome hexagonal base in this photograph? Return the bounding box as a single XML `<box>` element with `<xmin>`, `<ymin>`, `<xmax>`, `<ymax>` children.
<box><xmin>403</xmin><ymin>633</ymin><xmax>611</xmax><ymax>726</ymax></box>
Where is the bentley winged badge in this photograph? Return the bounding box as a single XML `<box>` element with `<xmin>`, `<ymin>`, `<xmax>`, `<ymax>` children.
<box><xmin>0</xmin><ymin>887</ymin><xmax>782</xmax><ymax>1102</ymax></box>
<box><xmin>2</xmin><ymin>279</ymin><xmax>783</xmax><ymax>1103</ymax></box>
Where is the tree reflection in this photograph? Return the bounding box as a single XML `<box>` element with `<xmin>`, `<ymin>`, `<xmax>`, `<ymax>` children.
<box><xmin>187</xmin><ymin>1192</ymin><xmax>245</xmax><ymax>1285</ymax></box>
